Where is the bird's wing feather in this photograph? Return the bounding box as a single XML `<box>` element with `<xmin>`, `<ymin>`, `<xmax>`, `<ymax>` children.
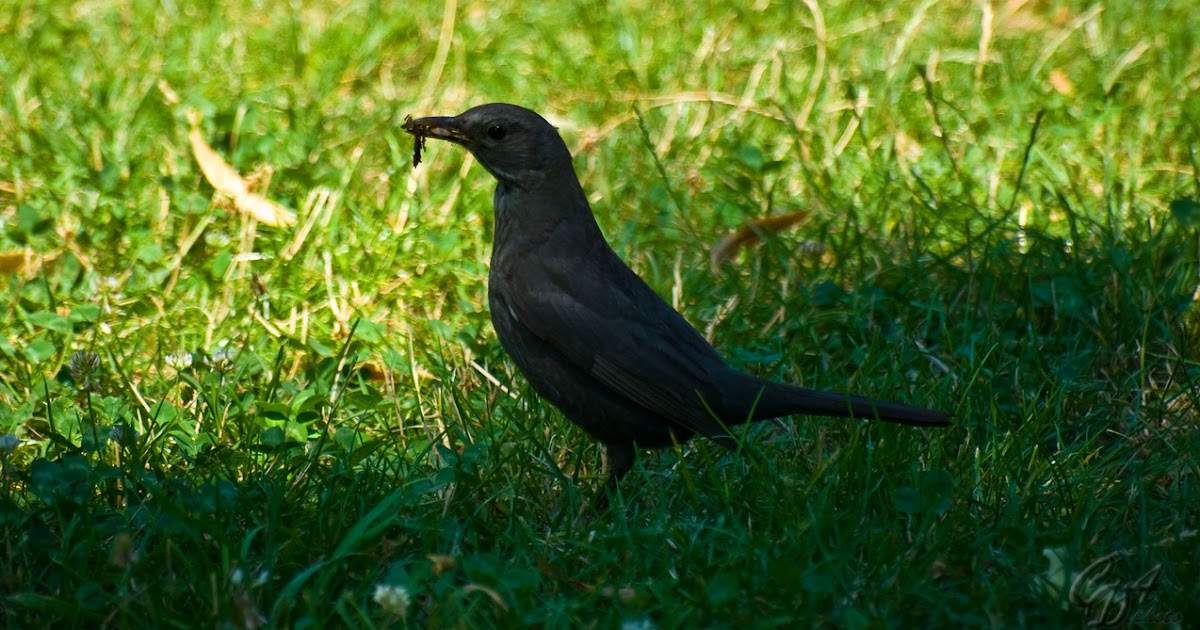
<box><xmin>502</xmin><ymin>249</ymin><xmax>735</xmax><ymax>439</ymax></box>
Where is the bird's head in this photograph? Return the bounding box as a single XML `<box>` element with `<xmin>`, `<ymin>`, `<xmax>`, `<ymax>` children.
<box><xmin>403</xmin><ymin>103</ymin><xmax>573</xmax><ymax>189</ymax></box>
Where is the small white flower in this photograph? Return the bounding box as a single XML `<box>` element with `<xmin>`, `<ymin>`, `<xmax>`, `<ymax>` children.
<box><xmin>252</xmin><ymin>570</ymin><xmax>270</xmax><ymax>587</ymax></box>
<box><xmin>69</xmin><ymin>350</ymin><xmax>104</xmax><ymax>392</ymax></box>
<box><xmin>373</xmin><ymin>584</ymin><xmax>411</xmax><ymax>617</ymax></box>
<box><xmin>620</xmin><ymin>618</ymin><xmax>656</xmax><ymax>630</ymax></box>
<box><xmin>206</xmin><ymin>348</ymin><xmax>235</xmax><ymax>371</ymax></box>
<box><xmin>166</xmin><ymin>351</ymin><xmax>194</xmax><ymax>370</ymax></box>
<box><xmin>204</xmin><ymin>231</ymin><xmax>232</xmax><ymax>248</ymax></box>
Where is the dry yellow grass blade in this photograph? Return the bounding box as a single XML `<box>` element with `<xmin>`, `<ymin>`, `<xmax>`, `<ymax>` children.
<box><xmin>188</xmin><ymin>127</ymin><xmax>296</xmax><ymax>227</ymax></box>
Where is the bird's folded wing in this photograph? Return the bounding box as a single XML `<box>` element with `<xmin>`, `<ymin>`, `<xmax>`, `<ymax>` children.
<box><xmin>505</xmin><ymin>261</ymin><xmax>734</xmax><ymax>439</ymax></box>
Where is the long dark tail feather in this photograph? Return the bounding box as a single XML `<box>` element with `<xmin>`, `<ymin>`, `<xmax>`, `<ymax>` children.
<box><xmin>751</xmin><ymin>380</ymin><xmax>951</xmax><ymax>427</ymax></box>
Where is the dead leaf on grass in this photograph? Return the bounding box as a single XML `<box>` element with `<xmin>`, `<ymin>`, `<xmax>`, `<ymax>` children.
<box><xmin>0</xmin><ymin>248</ymin><xmax>37</xmax><ymax>275</ymax></box>
<box><xmin>188</xmin><ymin>124</ymin><xmax>296</xmax><ymax>227</ymax></box>
<box><xmin>1048</xmin><ymin>69</ymin><xmax>1075</xmax><ymax>96</ymax></box>
<box><xmin>710</xmin><ymin>210</ymin><xmax>811</xmax><ymax>274</ymax></box>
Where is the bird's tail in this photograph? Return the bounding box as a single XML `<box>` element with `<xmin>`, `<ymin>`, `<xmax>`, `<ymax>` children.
<box><xmin>747</xmin><ymin>379</ymin><xmax>951</xmax><ymax>427</ymax></box>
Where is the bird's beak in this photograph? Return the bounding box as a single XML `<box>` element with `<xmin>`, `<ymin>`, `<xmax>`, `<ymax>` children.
<box><xmin>402</xmin><ymin>115</ymin><xmax>470</xmax><ymax>146</ymax></box>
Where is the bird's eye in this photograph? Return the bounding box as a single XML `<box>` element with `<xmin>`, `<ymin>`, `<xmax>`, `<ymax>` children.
<box><xmin>487</xmin><ymin>124</ymin><xmax>507</xmax><ymax>140</ymax></box>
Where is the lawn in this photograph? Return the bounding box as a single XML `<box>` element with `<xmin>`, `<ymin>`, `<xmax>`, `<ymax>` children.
<box><xmin>1</xmin><ymin>0</ymin><xmax>1197</xmax><ymax>627</ymax></box>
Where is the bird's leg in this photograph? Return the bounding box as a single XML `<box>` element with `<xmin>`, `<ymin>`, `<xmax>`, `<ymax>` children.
<box><xmin>595</xmin><ymin>442</ymin><xmax>635</xmax><ymax>510</ymax></box>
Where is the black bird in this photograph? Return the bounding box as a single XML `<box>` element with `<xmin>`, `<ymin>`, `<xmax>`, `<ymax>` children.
<box><xmin>403</xmin><ymin>103</ymin><xmax>950</xmax><ymax>506</ymax></box>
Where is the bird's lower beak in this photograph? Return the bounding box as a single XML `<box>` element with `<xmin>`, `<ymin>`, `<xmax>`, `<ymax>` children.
<box><xmin>401</xmin><ymin>116</ymin><xmax>469</xmax><ymax>145</ymax></box>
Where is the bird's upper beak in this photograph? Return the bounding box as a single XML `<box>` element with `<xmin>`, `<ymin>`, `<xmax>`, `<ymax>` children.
<box><xmin>402</xmin><ymin>115</ymin><xmax>470</xmax><ymax>146</ymax></box>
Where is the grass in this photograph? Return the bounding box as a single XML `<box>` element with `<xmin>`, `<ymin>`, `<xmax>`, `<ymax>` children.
<box><xmin>1</xmin><ymin>0</ymin><xmax>1198</xmax><ymax>626</ymax></box>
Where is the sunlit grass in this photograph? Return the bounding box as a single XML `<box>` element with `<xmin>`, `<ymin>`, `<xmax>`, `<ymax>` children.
<box><xmin>1</xmin><ymin>0</ymin><xmax>1197</xmax><ymax>626</ymax></box>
